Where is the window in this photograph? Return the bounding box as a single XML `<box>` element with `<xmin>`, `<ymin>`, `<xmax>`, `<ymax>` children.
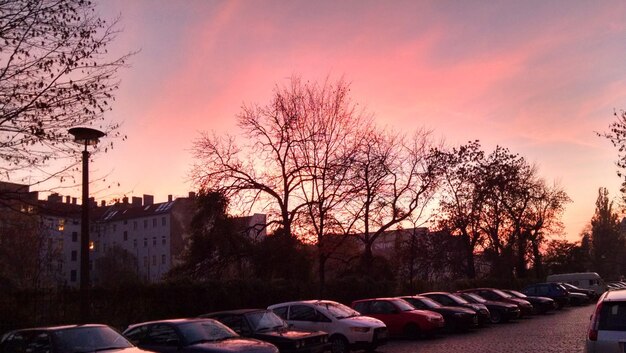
<box><xmin>162</xmin><ymin>217</ymin><xmax>166</xmax><ymax>226</ymax></box>
<box><xmin>599</xmin><ymin>302</ymin><xmax>626</xmax><ymax>331</ymax></box>
<box><xmin>144</xmin><ymin>238</ymin><xmax>147</xmax><ymax>247</ymax></box>
<box><xmin>124</xmin><ymin>220</ymin><xmax>128</xmax><ymax>225</ymax></box>
<box><xmin>58</xmin><ymin>219</ymin><xmax>65</xmax><ymax>231</ymax></box>
<box><xmin>272</xmin><ymin>306</ymin><xmax>288</xmax><ymax>319</ymax></box>
<box><xmin>72</xmin><ymin>232</ymin><xmax>78</xmax><ymax>242</ymax></box>
<box><xmin>123</xmin><ymin>231</ymin><xmax>128</xmax><ymax>241</ymax></box>
<box><xmin>113</xmin><ymin>224</ymin><xmax>117</xmax><ymax>232</ymax></box>
<box><xmin>71</xmin><ymin>250</ymin><xmax>77</xmax><ymax>262</ymax></box>
<box><xmin>144</xmin><ymin>220</ymin><xmax>148</xmax><ymax>228</ymax></box>
<box><xmin>370</xmin><ymin>301</ymin><xmax>395</xmax><ymax>314</ymax></box>
<box><xmin>124</xmin><ymin>325</ymin><xmax>149</xmax><ymax>346</ymax></box>
<box><xmin>289</xmin><ymin>305</ymin><xmax>317</xmax><ymax>321</ymax></box>
<box><xmin>70</xmin><ymin>270</ymin><xmax>77</xmax><ymax>282</ymax></box>
<box><xmin>143</xmin><ymin>256</ymin><xmax>148</xmax><ymax>268</ymax></box>
<box><xmin>133</xmin><ymin>239</ymin><xmax>137</xmax><ymax>248</ymax></box>
<box><xmin>161</xmin><ymin>254</ymin><xmax>166</xmax><ymax>265</ymax></box>
<box><xmin>147</xmin><ymin>324</ymin><xmax>179</xmax><ymax>346</ymax></box>
<box><xmin>153</xmin><ymin>237</ymin><xmax>156</xmax><ymax>246</ymax></box>
<box><xmin>133</xmin><ymin>221</ymin><xmax>137</xmax><ymax>230</ymax></box>
<box><xmin>89</xmin><ymin>260</ymin><xmax>93</xmax><ymax>271</ymax></box>
<box><xmin>152</xmin><ymin>255</ymin><xmax>156</xmax><ymax>266</ymax></box>
<box><xmin>162</xmin><ymin>236</ymin><xmax>166</xmax><ymax>245</ymax></box>
<box><xmin>153</xmin><ymin>218</ymin><xmax>157</xmax><ymax>227</ymax></box>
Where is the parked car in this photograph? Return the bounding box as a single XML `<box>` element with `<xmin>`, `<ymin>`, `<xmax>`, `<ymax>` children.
<box><xmin>458</xmin><ymin>288</ymin><xmax>534</xmax><ymax>317</ymax></box>
<box><xmin>522</xmin><ymin>282</ymin><xmax>570</xmax><ymax>309</ymax></box>
<box><xmin>420</xmin><ymin>292</ymin><xmax>491</xmax><ymax>326</ymax></box>
<box><xmin>560</xmin><ymin>282</ymin><xmax>598</xmax><ymax>300</ymax></box>
<box><xmin>268</xmin><ymin>300</ymin><xmax>387</xmax><ymax>353</ymax></box>
<box><xmin>585</xmin><ymin>288</ymin><xmax>626</xmax><ymax>352</ymax></box>
<box><xmin>398</xmin><ymin>295</ymin><xmax>478</xmax><ymax>331</ymax></box>
<box><xmin>557</xmin><ymin>283</ymin><xmax>591</xmax><ymax>306</ymax></box>
<box><xmin>201</xmin><ymin>309</ymin><xmax>330</xmax><ymax>353</ymax></box>
<box><xmin>607</xmin><ymin>282</ymin><xmax>626</xmax><ymax>290</ymax></box>
<box><xmin>0</xmin><ymin>324</ymin><xmax>147</xmax><ymax>353</ymax></box>
<box><xmin>123</xmin><ymin>318</ymin><xmax>279</xmax><ymax>353</ymax></box>
<box><xmin>547</xmin><ymin>272</ymin><xmax>606</xmax><ymax>296</ymax></box>
<box><xmin>456</xmin><ymin>292</ymin><xmax>521</xmax><ymax>323</ymax></box>
<box><xmin>503</xmin><ymin>289</ymin><xmax>556</xmax><ymax>314</ymax></box>
<box><xmin>351</xmin><ymin>297</ymin><xmax>445</xmax><ymax>338</ymax></box>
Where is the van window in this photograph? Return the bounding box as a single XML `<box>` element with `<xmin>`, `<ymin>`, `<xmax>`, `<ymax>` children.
<box><xmin>599</xmin><ymin>302</ymin><xmax>626</xmax><ymax>331</ymax></box>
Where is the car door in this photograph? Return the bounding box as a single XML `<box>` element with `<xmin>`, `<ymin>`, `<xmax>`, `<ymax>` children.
<box><xmin>368</xmin><ymin>300</ymin><xmax>402</xmax><ymax>336</ymax></box>
<box><xmin>287</xmin><ymin>305</ymin><xmax>322</xmax><ymax>332</ymax></box>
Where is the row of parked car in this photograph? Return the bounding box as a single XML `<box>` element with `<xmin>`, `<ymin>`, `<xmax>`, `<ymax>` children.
<box><xmin>0</xmin><ymin>282</ymin><xmax>597</xmax><ymax>353</ymax></box>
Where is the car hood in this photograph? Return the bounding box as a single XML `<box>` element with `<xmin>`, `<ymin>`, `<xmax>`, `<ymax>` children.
<box><xmin>192</xmin><ymin>338</ymin><xmax>277</xmax><ymax>352</ymax></box>
<box><xmin>108</xmin><ymin>348</ymin><xmax>151</xmax><ymax>353</ymax></box>
<box><xmin>527</xmin><ymin>296</ymin><xmax>554</xmax><ymax>303</ymax></box>
<box><xmin>482</xmin><ymin>300</ymin><xmax>518</xmax><ymax>309</ymax></box>
<box><xmin>341</xmin><ymin>315</ymin><xmax>386</xmax><ymax>327</ymax></box>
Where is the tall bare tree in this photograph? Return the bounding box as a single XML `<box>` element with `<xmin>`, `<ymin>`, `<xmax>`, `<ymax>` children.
<box><xmin>0</xmin><ymin>0</ymin><xmax>132</xmax><ymax>184</ymax></box>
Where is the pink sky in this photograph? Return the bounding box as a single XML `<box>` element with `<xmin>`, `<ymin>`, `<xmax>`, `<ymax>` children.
<box><xmin>89</xmin><ymin>0</ymin><xmax>626</xmax><ymax>241</ymax></box>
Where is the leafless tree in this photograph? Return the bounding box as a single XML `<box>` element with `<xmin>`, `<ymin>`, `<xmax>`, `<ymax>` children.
<box><xmin>0</xmin><ymin>0</ymin><xmax>132</xmax><ymax>186</ymax></box>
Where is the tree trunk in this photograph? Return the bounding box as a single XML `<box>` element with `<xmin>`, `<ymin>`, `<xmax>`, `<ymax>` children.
<box><xmin>462</xmin><ymin>233</ymin><xmax>476</xmax><ymax>278</ymax></box>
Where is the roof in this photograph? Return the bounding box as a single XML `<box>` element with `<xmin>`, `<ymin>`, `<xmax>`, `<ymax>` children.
<box><xmin>6</xmin><ymin>324</ymin><xmax>107</xmax><ymax>332</ymax></box>
<box><xmin>603</xmin><ymin>288</ymin><xmax>626</xmax><ymax>301</ymax></box>
<box><xmin>125</xmin><ymin>318</ymin><xmax>215</xmax><ymax>330</ymax></box>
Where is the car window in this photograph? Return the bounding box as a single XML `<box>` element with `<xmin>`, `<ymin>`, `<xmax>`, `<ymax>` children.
<box><xmin>370</xmin><ymin>301</ymin><xmax>396</xmax><ymax>314</ymax></box>
<box><xmin>147</xmin><ymin>324</ymin><xmax>179</xmax><ymax>346</ymax></box>
<box><xmin>524</xmin><ymin>286</ymin><xmax>536</xmax><ymax>295</ymax></box>
<box><xmin>406</xmin><ymin>298</ymin><xmax>427</xmax><ymax>309</ymax></box>
<box><xmin>0</xmin><ymin>331</ymin><xmax>48</xmax><ymax>353</ymax></box>
<box><xmin>536</xmin><ymin>285</ymin><xmax>549</xmax><ymax>296</ymax></box>
<box><xmin>218</xmin><ymin>315</ymin><xmax>250</xmax><ymax>335</ymax></box>
<box><xmin>271</xmin><ymin>306</ymin><xmax>289</xmax><ymax>319</ymax></box>
<box><xmin>599</xmin><ymin>302</ymin><xmax>626</xmax><ymax>331</ymax></box>
<box><xmin>124</xmin><ymin>325</ymin><xmax>149</xmax><ymax>345</ymax></box>
<box><xmin>290</xmin><ymin>305</ymin><xmax>318</xmax><ymax>321</ymax></box>
<box><xmin>0</xmin><ymin>331</ymin><xmax>29</xmax><ymax>353</ymax></box>
<box><xmin>432</xmin><ymin>295</ymin><xmax>453</xmax><ymax>306</ymax></box>
<box><xmin>353</xmin><ymin>302</ymin><xmax>370</xmax><ymax>314</ymax></box>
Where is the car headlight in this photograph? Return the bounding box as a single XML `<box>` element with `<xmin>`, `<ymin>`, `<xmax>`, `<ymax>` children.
<box><xmin>294</xmin><ymin>340</ymin><xmax>303</xmax><ymax>349</ymax></box>
<box><xmin>350</xmin><ymin>326</ymin><xmax>370</xmax><ymax>333</ymax></box>
<box><xmin>322</xmin><ymin>336</ymin><xmax>328</xmax><ymax>343</ymax></box>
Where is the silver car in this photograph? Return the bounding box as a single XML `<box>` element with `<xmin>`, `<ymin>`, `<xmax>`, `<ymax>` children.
<box><xmin>586</xmin><ymin>288</ymin><xmax>626</xmax><ymax>352</ymax></box>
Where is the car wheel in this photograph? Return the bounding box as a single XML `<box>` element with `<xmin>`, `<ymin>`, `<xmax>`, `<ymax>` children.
<box><xmin>404</xmin><ymin>323</ymin><xmax>421</xmax><ymax>339</ymax></box>
<box><xmin>330</xmin><ymin>335</ymin><xmax>349</xmax><ymax>353</ymax></box>
<box><xmin>490</xmin><ymin>310</ymin><xmax>503</xmax><ymax>324</ymax></box>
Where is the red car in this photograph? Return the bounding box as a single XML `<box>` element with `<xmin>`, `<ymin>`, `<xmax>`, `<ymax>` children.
<box><xmin>351</xmin><ymin>298</ymin><xmax>444</xmax><ymax>338</ymax></box>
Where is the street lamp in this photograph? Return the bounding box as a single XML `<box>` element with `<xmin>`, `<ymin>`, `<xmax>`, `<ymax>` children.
<box><xmin>68</xmin><ymin>127</ymin><xmax>105</xmax><ymax>323</ymax></box>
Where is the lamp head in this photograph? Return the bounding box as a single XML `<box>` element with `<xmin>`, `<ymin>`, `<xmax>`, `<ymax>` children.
<box><xmin>68</xmin><ymin>127</ymin><xmax>105</xmax><ymax>146</ymax></box>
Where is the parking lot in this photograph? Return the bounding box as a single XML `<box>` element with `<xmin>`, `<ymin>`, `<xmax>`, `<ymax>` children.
<box><xmin>382</xmin><ymin>304</ymin><xmax>595</xmax><ymax>353</ymax></box>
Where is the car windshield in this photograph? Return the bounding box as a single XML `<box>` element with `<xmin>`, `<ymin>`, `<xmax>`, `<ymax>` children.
<box><xmin>318</xmin><ymin>301</ymin><xmax>360</xmax><ymax>319</ymax></box>
<box><xmin>179</xmin><ymin>320</ymin><xmax>238</xmax><ymax>343</ymax></box>
<box><xmin>53</xmin><ymin>326</ymin><xmax>133</xmax><ymax>353</ymax></box>
<box><xmin>449</xmin><ymin>294</ymin><xmax>470</xmax><ymax>304</ymax></box>
<box><xmin>492</xmin><ymin>289</ymin><xmax>513</xmax><ymax>298</ymax></box>
<box><xmin>392</xmin><ymin>299</ymin><xmax>416</xmax><ymax>311</ymax></box>
<box><xmin>416</xmin><ymin>297</ymin><xmax>441</xmax><ymax>309</ymax></box>
<box><xmin>464</xmin><ymin>293</ymin><xmax>486</xmax><ymax>303</ymax></box>
<box><xmin>508</xmin><ymin>290</ymin><xmax>527</xmax><ymax>298</ymax></box>
<box><xmin>245</xmin><ymin>311</ymin><xmax>286</xmax><ymax>331</ymax></box>
<box><xmin>562</xmin><ymin>283</ymin><xmax>578</xmax><ymax>290</ymax></box>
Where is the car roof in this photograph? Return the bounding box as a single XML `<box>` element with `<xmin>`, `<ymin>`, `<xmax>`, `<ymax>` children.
<box><xmin>125</xmin><ymin>318</ymin><xmax>215</xmax><ymax>330</ymax></box>
<box><xmin>602</xmin><ymin>288</ymin><xmax>626</xmax><ymax>301</ymax></box>
<box><xmin>420</xmin><ymin>291</ymin><xmax>454</xmax><ymax>296</ymax></box>
<box><xmin>353</xmin><ymin>297</ymin><xmax>402</xmax><ymax>303</ymax></box>
<box><xmin>268</xmin><ymin>300</ymin><xmax>340</xmax><ymax>308</ymax></box>
<box><xmin>6</xmin><ymin>324</ymin><xmax>107</xmax><ymax>333</ymax></box>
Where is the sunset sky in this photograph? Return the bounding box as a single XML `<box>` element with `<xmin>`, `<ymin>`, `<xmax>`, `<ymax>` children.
<box><xmin>90</xmin><ymin>0</ymin><xmax>626</xmax><ymax>241</ymax></box>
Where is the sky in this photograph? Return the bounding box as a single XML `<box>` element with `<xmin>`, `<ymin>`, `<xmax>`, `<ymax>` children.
<box><xmin>85</xmin><ymin>0</ymin><xmax>626</xmax><ymax>241</ymax></box>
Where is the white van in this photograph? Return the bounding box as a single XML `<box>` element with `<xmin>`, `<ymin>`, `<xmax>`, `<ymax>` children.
<box><xmin>546</xmin><ymin>272</ymin><xmax>606</xmax><ymax>295</ymax></box>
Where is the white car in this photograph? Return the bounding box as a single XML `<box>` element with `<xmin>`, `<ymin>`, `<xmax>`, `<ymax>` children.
<box><xmin>268</xmin><ymin>300</ymin><xmax>387</xmax><ymax>353</ymax></box>
<box><xmin>586</xmin><ymin>288</ymin><xmax>626</xmax><ymax>352</ymax></box>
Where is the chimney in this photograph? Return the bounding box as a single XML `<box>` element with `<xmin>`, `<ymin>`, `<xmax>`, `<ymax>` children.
<box><xmin>168</xmin><ymin>195</ymin><xmax>173</xmax><ymax>202</ymax></box>
<box><xmin>143</xmin><ymin>194</ymin><xmax>154</xmax><ymax>206</ymax></box>
<box><xmin>65</xmin><ymin>196</ymin><xmax>71</xmax><ymax>204</ymax></box>
<box><xmin>72</xmin><ymin>197</ymin><xmax>77</xmax><ymax>205</ymax></box>
<box><xmin>132</xmin><ymin>196</ymin><xmax>142</xmax><ymax>207</ymax></box>
<box><xmin>188</xmin><ymin>192</ymin><xmax>196</xmax><ymax>199</ymax></box>
<box><xmin>100</xmin><ymin>200</ymin><xmax>106</xmax><ymax>207</ymax></box>
<box><xmin>122</xmin><ymin>197</ymin><xmax>129</xmax><ymax>204</ymax></box>
<box><xmin>89</xmin><ymin>197</ymin><xmax>96</xmax><ymax>207</ymax></box>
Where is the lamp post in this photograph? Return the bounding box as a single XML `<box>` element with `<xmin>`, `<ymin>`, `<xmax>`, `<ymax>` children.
<box><xmin>68</xmin><ymin>127</ymin><xmax>105</xmax><ymax>323</ymax></box>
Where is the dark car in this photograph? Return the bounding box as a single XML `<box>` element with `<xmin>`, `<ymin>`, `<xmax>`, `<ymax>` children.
<box><xmin>123</xmin><ymin>318</ymin><xmax>279</xmax><ymax>353</ymax></box>
<box><xmin>459</xmin><ymin>288</ymin><xmax>533</xmax><ymax>317</ymax></box>
<box><xmin>351</xmin><ymin>298</ymin><xmax>445</xmax><ymax>338</ymax></box>
<box><xmin>456</xmin><ymin>292</ymin><xmax>520</xmax><ymax>324</ymax></box>
<box><xmin>0</xmin><ymin>324</ymin><xmax>147</xmax><ymax>353</ymax></box>
<box><xmin>522</xmin><ymin>282</ymin><xmax>570</xmax><ymax>309</ymax></box>
<box><xmin>398</xmin><ymin>295</ymin><xmax>478</xmax><ymax>331</ymax></box>
<box><xmin>202</xmin><ymin>309</ymin><xmax>329</xmax><ymax>353</ymax></box>
<box><xmin>560</xmin><ymin>282</ymin><xmax>598</xmax><ymax>300</ymax></box>
<box><xmin>558</xmin><ymin>283</ymin><xmax>591</xmax><ymax>306</ymax></box>
<box><xmin>420</xmin><ymin>292</ymin><xmax>491</xmax><ymax>326</ymax></box>
<box><xmin>503</xmin><ymin>289</ymin><xmax>556</xmax><ymax>314</ymax></box>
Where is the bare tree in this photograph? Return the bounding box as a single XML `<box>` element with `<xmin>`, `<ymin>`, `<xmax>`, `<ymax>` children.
<box><xmin>0</xmin><ymin>0</ymin><xmax>132</xmax><ymax>184</ymax></box>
